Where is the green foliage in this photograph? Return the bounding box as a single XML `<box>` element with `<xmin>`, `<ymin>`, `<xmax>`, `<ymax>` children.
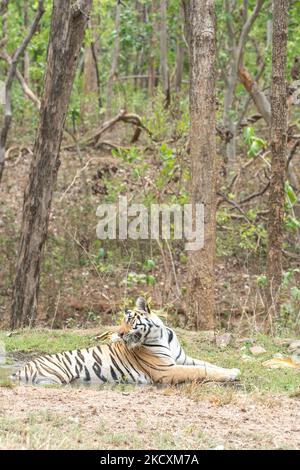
<box><xmin>121</xmin><ymin>271</ymin><xmax>156</xmax><ymax>287</ymax></box>
<box><xmin>243</xmin><ymin>127</ymin><xmax>267</xmax><ymax>158</ymax></box>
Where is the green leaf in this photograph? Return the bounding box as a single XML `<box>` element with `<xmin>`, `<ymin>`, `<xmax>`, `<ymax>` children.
<box><xmin>285</xmin><ymin>181</ymin><xmax>297</xmax><ymax>207</ymax></box>
<box><xmin>146</xmin><ymin>275</ymin><xmax>156</xmax><ymax>286</ymax></box>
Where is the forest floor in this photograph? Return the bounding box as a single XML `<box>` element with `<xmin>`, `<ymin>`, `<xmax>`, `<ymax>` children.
<box><xmin>1</xmin><ymin>328</ymin><xmax>300</xmax><ymax>450</ymax></box>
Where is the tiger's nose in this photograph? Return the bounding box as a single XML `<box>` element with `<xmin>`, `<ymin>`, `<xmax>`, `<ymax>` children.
<box><xmin>119</xmin><ymin>331</ymin><xmax>124</xmax><ymax>338</ymax></box>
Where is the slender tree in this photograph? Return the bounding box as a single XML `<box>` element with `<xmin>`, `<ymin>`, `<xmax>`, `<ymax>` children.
<box><xmin>23</xmin><ymin>0</ymin><xmax>30</xmax><ymax>84</ymax></box>
<box><xmin>185</xmin><ymin>0</ymin><xmax>217</xmax><ymax>329</ymax></box>
<box><xmin>267</xmin><ymin>0</ymin><xmax>289</xmax><ymax>320</ymax></box>
<box><xmin>160</xmin><ymin>0</ymin><xmax>170</xmax><ymax>106</ymax></box>
<box><xmin>11</xmin><ymin>0</ymin><xmax>92</xmax><ymax>328</ymax></box>
<box><xmin>148</xmin><ymin>0</ymin><xmax>159</xmax><ymax>96</ymax></box>
<box><xmin>105</xmin><ymin>1</ymin><xmax>121</xmax><ymax>120</ymax></box>
<box><xmin>223</xmin><ymin>0</ymin><xmax>264</xmax><ymax>169</ymax></box>
<box><xmin>82</xmin><ymin>16</ymin><xmax>101</xmax><ymax>116</ymax></box>
<box><xmin>174</xmin><ymin>4</ymin><xmax>185</xmax><ymax>92</ymax></box>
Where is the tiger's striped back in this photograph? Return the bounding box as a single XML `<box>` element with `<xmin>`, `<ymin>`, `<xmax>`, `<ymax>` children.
<box><xmin>14</xmin><ymin>342</ymin><xmax>172</xmax><ymax>385</ymax></box>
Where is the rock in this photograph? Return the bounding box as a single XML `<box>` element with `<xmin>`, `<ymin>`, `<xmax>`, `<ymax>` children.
<box><xmin>241</xmin><ymin>354</ymin><xmax>254</xmax><ymax>362</ymax></box>
<box><xmin>216</xmin><ymin>332</ymin><xmax>232</xmax><ymax>349</ymax></box>
<box><xmin>288</xmin><ymin>340</ymin><xmax>300</xmax><ymax>353</ymax></box>
<box><xmin>249</xmin><ymin>345</ymin><xmax>266</xmax><ymax>356</ymax></box>
<box><xmin>212</xmin><ymin>445</ymin><xmax>224</xmax><ymax>450</ymax></box>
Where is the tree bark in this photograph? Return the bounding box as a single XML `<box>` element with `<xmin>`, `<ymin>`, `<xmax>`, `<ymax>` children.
<box><xmin>267</xmin><ymin>0</ymin><xmax>289</xmax><ymax>320</ymax></box>
<box><xmin>160</xmin><ymin>0</ymin><xmax>170</xmax><ymax>106</ymax></box>
<box><xmin>23</xmin><ymin>0</ymin><xmax>30</xmax><ymax>83</ymax></box>
<box><xmin>186</xmin><ymin>0</ymin><xmax>217</xmax><ymax>330</ymax></box>
<box><xmin>105</xmin><ymin>2</ymin><xmax>121</xmax><ymax>120</ymax></box>
<box><xmin>82</xmin><ymin>17</ymin><xmax>101</xmax><ymax>116</ymax></box>
<box><xmin>148</xmin><ymin>0</ymin><xmax>159</xmax><ymax>96</ymax></box>
<box><xmin>11</xmin><ymin>0</ymin><xmax>92</xmax><ymax>329</ymax></box>
<box><xmin>174</xmin><ymin>5</ymin><xmax>185</xmax><ymax>92</ymax></box>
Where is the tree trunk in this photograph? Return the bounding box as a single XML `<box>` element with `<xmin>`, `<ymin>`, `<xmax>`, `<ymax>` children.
<box><xmin>105</xmin><ymin>2</ymin><xmax>121</xmax><ymax>120</ymax></box>
<box><xmin>185</xmin><ymin>0</ymin><xmax>217</xmax><ymax>330</ymax></box>
<box><xmin>11</xmin><ymin>0</ymin><xmax>92</xmax><ymax>329</ymax></box>
<box><xmin>174</xmin><ymin>5</ymin><xmax>185</xmax><ymax>92</ymax></box>
<box><xmin>148</xmin><ymin>0</ymin><xmax>159</xmax><ymax>96</ymax></box>
<box><xmin>160</xmin><ymin>0</ymin><xmax>170</xmax><ymax>106</ymax></box>
<box><xmin>23</xmin><ymin>0</ymin><xmax>30</xmax><ymax>84</ymax></box>
<box><xmin>267</xmin><ymin>0</ymin><xmax>289</xmax><ymax>320</ymax></box>
<box><xmin>82</xmin><ymin>17</ymin><xmax>101</xmax><ymax>116</ymax></box>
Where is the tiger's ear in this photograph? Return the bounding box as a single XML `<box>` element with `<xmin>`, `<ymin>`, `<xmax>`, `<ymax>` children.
<box><xmin>136</xmin><ymin>297</ymin><xmax>150</xmax><ymax>314</ymax></box>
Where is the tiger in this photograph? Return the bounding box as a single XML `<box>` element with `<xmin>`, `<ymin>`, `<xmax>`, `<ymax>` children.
<box><xmin>13</xmin><ymin>297</ymin><xmax>240</xmax><ymax>385</ymax></box>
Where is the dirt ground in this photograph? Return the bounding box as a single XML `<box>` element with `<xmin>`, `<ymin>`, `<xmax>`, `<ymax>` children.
<box><xmin>1</xmin><ymin>384</ymin><xmax>300</xmax><ymax>450</ymax></box>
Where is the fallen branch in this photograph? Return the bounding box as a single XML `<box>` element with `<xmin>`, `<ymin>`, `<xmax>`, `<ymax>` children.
<box><xmin>63</xmin><ymin>109</ymin><xmax>155</xmax><ymax>150</ymax></box>
<box><xmin>5</xmin><ymin>145</ymin><xmax>33</xmax><ymax>167</ymax></box>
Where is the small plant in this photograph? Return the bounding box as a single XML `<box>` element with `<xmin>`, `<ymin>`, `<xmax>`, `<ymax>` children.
<box><xmin>120</xmin><ymin>271</ymin><xmax>156</xmax><ymax>287</ymax></box>
<box><xmin>243</xmin><ymin>127</ymin><xmax>267</xmax><ymax>158</ymax></box>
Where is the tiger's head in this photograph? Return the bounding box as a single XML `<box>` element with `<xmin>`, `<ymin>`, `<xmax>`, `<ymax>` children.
<box><xmin>118</xmin><ymin>297</ymin><xmax>164</xmax><ymax>349</ymax></box>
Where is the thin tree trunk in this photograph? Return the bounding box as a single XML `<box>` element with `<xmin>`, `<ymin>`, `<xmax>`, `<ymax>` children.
<box><xmin>160</xmin><ymin>0</ymin><xmax>170</xmax><ymax>106</ymax></box>
<box><xmin>11</xmin><ymin>0</ymin><xmax>92</xmax><ymax>329</ymax></box>
<box><xmin>148</xmin><ymin>0</ymin><xmax>159</xmax><ymax>96</ymax></box>
<box><xmin>185</xmin><ymin>0</ymin><xmax>217</xmax><ymax>330</ymax></box>
<box><xmin>23</xmin><ymin>0</ymin><xmax>30</xmax><ymax>83</ymax></box>
<box><xmin>223</xmin><ymin>0</ymin><xmax>264</xmax><ymax>169</ymax></box>
<box><xmin>105</xmin><ymin>2</ymin><xmax>121</xmax><ymax>120</ymax></box>
<box><xmin>267</xmin><ymin>0</ymin><xmax>289</xmax><ymax>320</ymax></box>
<box><xmin>82</xmin><ymin>17</ymin><xmax>101</xmax><ymax>116</ymax></box>
<box><xmin>174</xmin><ymin>5</ymin><xmax>185</xmax><ymax>92</ymax></box>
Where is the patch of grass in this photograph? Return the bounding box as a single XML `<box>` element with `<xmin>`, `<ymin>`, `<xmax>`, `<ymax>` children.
<box><xmin>0</xmin><ymin>377</ymin><xmax>15</xmax><ymax>388</ymax></box>
<box><xmin>0</xmin><ymin>329</ymin><xmax>96</xmax><ymax>355</ymax></box>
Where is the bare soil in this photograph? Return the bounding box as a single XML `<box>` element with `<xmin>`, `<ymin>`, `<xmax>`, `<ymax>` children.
<box><xmin>1</xmin><ymin>384</ymin><xmax>300</xmax><ymax>450</ymax></box>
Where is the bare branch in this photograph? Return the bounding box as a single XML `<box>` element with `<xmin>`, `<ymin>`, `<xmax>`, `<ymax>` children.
<box><xmin>0</xmin><ymin>51</ymin><xmax>41</xmax><ymax>108</ymax></box>
<box><xmin>239</xmin><ymin>181</ymin><xmax>270</xmax><ymax>205</ymax></box>
<box><xmin>0</xmin><ymin>0</ymin><xmax>44</xmax><ymax>183</ymax></box>
<box><xmin>238</xmin><ymin>66</ymin><xmax>271</xmax><ymax>124</ymax></box>
<box><xmin>236</xmin><ymin>0</ymin><xmax>265</xmax><ymax>70</ymax></box>
<box><xmin>5</xmin><ymin>0</ymin><xmax>45</xmax><ymax>93</ymax></box>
